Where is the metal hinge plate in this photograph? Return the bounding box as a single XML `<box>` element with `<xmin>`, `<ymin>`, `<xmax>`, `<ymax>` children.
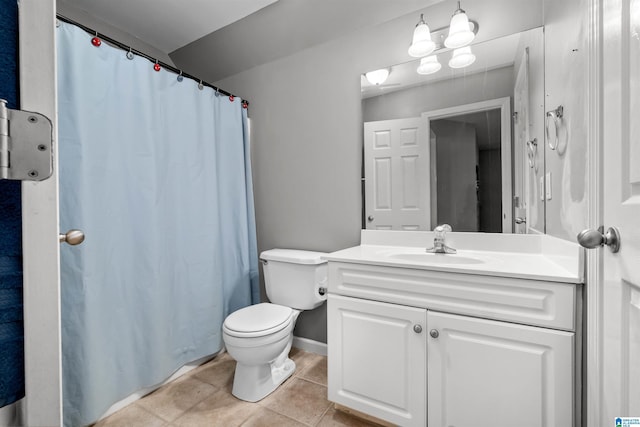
<box><xmin>0</xmin><ymin>99</ymin><xmax>53</xmax><ymax>181</ymax></box>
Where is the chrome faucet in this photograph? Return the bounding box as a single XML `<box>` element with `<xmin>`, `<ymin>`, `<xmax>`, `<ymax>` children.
<box><xmin>426</xmin><ymin>224</ymin><xmax>457</xmax><ymax>254</ymax></box>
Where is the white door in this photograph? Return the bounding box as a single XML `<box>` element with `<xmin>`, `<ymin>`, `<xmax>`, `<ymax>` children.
<box><xmin>427</xmin><ymin>311</ymin><xmax>574</xmax><ymax>427</ymax></box>
<box><xmin>589</xmin><ymin>0</ymin><xmax>640</xmax><ymax>424</ymax></box>
<box><xmin>19</xmin><ymin>1</ymin><xmax>62</xmax><ymax>425</ymax></box>
<box><xmin>513</xmin><ymin>49</ymin><xmax>531</xmax><ymax>234</ymax></box>
<box><xmin>363</xmin><ymin>118</ymin><xmax>430</xmax><ymax>230</ymax></box>
<box><xmin>327</xmin><ymin>294</ymin><xmax>426</xmax><ymax>427</ymax></box>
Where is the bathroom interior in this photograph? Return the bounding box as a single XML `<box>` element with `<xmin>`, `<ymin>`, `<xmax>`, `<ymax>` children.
<box><xmin>0</xmin><ymin>0</ymin><xmax>638</xmax><ymax>426</ymax></box>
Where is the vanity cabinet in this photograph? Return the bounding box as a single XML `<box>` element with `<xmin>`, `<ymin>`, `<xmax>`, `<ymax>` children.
<box><xmin>327</xmin><ymin>261</ymin><xmax>579</xmax><ymax>427</ymax></box>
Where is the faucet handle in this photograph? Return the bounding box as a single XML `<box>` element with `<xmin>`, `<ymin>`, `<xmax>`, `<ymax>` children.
<box><xmin>434</xmin><ymin>224</ymin><xmax>452</xmax><ymax>236</ymax></box>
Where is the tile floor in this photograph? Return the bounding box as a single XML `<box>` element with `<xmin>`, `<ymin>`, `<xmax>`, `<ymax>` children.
<box><xmin>93</xmin><ymin>348</ymin><xmax>382</xmax><ymax>427</ymax></box>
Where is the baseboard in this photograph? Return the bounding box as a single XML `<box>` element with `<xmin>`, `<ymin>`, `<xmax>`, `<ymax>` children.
<box><xmin>292</xmin><ymin>336</ymin><xmax>327</xmax><ymax>356</ymax></box>
<box><xmin>0</xmin><ymin>400</ymin><xmax>19</xmax><ymax>426</ymax></box>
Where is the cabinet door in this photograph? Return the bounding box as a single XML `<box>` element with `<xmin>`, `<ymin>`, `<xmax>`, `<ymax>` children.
<box><xmin>328</xmin><ymin>294</ymin><xmax>427</xmax><ymax>427</ymax></box>
<box><xmin>427</xmin><ymin>311</ymin><xmax>574</xmax><ymax>427</ymax></box>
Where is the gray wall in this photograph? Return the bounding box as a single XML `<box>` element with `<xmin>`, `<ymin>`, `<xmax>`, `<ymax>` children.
<box><xmin>431</xmin><ymin>120</ymin><xmax>478</xmax><ymax>231</ymax></box>
<box><xmin>172</xmin><ymin>0</ymin><xmax>544</xmax><ymax>343</ymax></box>
<box><xmin>362</xmin><ymin>66</ymin><xmax>514</xmax><ymax>122</ymax></box>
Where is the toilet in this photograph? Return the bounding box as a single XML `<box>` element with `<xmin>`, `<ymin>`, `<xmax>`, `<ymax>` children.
<box><xmin>222</xmin><ymin>249</ymin><xmax>328</xmax><ymax>402</ymax></box>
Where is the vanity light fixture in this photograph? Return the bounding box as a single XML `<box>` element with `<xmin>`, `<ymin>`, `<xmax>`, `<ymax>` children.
<box><xmin>417</xmin><ymin>55</ymin><xmax>442</xmax><ymax>75</ymax></box>
<box><xmin>364</xmin><ymin>68</ymin><xmax>390</xmax><ymax>85</ymax></box>
<box><xmin>408</xmin><ymin>14</ymin><xmax>436</xmax><ymax>58</ymax></box>
<box><xmin>448</xmin><ymin>46</ymin><xmax>476</xmax><ymax>68</ymax></box>
<box><xmin>444</xmin><ymin>2</ymin><xmax>475</xmax><ymax>49</ymax></box>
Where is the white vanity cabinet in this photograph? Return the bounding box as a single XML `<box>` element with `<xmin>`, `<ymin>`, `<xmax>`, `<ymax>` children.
<box><xmin>328</xmin><ymin>294</ymin><xmax>427</xmax><ymax>426</ymax></box>
<box><xmin>326</xmin><ymin>261</ymin><xmax>580</xmax><ymax>427</ymax></box>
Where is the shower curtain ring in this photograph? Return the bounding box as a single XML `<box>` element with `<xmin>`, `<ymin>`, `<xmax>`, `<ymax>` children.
<box><xmin>215</xmin><ymin>88</ymin><xmax>220</xmax><ymax>97</ymax></box>
<box><xmin>177</xmin><ymin>70</ymin><xmax>184</xmax><ymax>82</ymax></box>
<box><xmin>126</xmin><ymin>47</ymin><xmax>134</xmax><ymax>60</ymax></box>
<box><xmin>91</xmin><ymin>31</ymin><xmax>101</xmax><ymax>47</ymax></box>
<box><xmin>153</xmin><ymin>60</ymin><xmax>161</xmax><ymax>72</ymax></box>
<box><xmin>198</xmin><ymin>80</ymin><xmax>204</xmax><ymax>90</ymax></box>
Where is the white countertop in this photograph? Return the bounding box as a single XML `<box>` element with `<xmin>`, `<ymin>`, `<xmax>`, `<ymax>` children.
<box><xmin>323</xmin><ymin>231</ymin><xmax>584</xmax><ymax>284</ymax></box>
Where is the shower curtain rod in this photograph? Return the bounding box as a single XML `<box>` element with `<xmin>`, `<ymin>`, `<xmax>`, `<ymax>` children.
<box><xmin>56</xmin><ymin>14</ymin><xmax>248</xmax><ymax>105</ymax></box>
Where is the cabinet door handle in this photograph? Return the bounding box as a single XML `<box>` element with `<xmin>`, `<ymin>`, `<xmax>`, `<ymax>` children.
<box><xmin>429</xmin><ymin>329</ymin><xmax>439</xmax><ymax>339</ymax></box>
<box><xmin>413</xmin><ymin>324</ymin><xmax>423</xmax><ymax>333</ymax></box>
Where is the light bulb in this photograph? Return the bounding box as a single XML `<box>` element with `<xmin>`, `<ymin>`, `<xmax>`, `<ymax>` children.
<box><xmin>365</xmin><ymin>69</ymin><xmax>390</xmax><ymax>85</ymax></box>
<box><xmin>444</xmin><ymin>4</ymin><xmax>475</xmax><ymax>48</ymax></box>
<box><xmin>417</xmin><ymin>55</ymin><xmax>441</xmax><ymax>75</ymax></box>
<box><xmin>448</xmin><ymin>46</ymin><xmax>476</xmax><ymax>69</ymax></box>
<box><xmin>408</xmin><ymin>14</ymin><xmax>436</xmax><ymax>58</ymax></box>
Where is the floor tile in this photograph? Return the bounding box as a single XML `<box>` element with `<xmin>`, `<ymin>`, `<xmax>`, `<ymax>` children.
<box><xmin>240</xmin><ymin>407</ymin><xmax>307</xmax><ymax>427</ymax></box>
<box><xmin>93</xmin><ymin>403</ymin><xmax>166</xmax><ymax>427</ymax></box>
<box><xmin>191</xmin><ymin>352</ymin><xmax>237</xmax><ymax>392</ymax></box>
<box><xmin>136</xmin><ymin>375</ymin><xmax>218</xmax><ymax>422</ymax></box>
<box><xmin>171</xmin><ymin>388</ymin><xmax>258</xmax><ymax>427</ymax></box>
<box><xmin>298</xmin><ymin>353</ymin><xmax>328</xmax><ymax>386</ymax></box>
<box><xmin>260</xmin><ymin>377</ymin><xmax>332</xmax><ymax>425</ymax></box>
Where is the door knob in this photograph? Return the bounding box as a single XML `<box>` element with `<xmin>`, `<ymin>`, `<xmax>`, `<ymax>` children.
<box><xmin>515</xmin><ymin>217</ymin><xmax>526</xmax><ymax>224</ymax></box>
<box><xmin>429</xmin><ymin>329</ymin><xmax>439</xmax><ymax>339</ymax></box>
<box><xmin>367</xmin><ymin>215</ymin><xmax>374</xmax><ymax>222</ymax></box>
<box><xmin>577</xmin><ymin>226</ymin><xmax>620</xmax><ymax>253</ymax></box>
<box><xmin>59</xmin><ymin>229</ymin><xmax>85</xmax><ymax>245</ymax></box>
<box><xmin>413</xmin><ymin>324</ymin><xmax>423</xmax><ymax>334</ymax></box>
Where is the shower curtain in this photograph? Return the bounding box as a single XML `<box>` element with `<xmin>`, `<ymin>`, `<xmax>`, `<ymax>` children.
<box><xmin>57</xmin><ymin>22</ymin><xmax>259</xmax><ymax>426</ymax></box>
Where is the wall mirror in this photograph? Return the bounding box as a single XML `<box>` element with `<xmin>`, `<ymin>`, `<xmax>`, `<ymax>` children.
<box><xmin>361</xmin><ymin>26</ymin><xmax>544</xmax><ymax>233</ymax></box>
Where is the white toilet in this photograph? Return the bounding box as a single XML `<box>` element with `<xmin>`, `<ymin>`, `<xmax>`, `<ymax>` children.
<box><xmin>222</xmin><ymin>249</ymin><xmax>328</xmax><ymax>402</ymax></box>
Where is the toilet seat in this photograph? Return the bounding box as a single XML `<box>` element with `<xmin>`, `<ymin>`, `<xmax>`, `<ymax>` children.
<box><xmin>223</xmin><ymin>303</ymin><xmax>294</xmax><ymax>338</ymax></box>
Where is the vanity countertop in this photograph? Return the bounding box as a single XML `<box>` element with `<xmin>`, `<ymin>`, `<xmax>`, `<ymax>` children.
<box><xmin>323</xmin><ymin>230</ymin><xmax>583</xmax><ymax>284</ymax></box>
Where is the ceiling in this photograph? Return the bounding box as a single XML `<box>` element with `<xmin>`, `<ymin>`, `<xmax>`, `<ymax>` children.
<box><xmin>56</xmin><ymin>0</ymin><xmax>279</xmax><ymax>53</ymax></box>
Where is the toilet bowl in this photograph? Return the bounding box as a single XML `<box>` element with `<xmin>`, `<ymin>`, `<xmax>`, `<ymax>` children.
<box><xmin>222</xmin><ymin>249</ymin><xmax>328</xmax><ymax>402</ymax></box>
<box><xmin>223</xmin><ymin>303</ymin><xmax>300</xmax><ymax>402</ymax></box>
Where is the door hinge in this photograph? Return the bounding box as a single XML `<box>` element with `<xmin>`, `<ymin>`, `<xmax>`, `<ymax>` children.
<box><xmin>0</xmin><ymin>99</ymin><xmax>53</xmax><ymax>181</ymax></box>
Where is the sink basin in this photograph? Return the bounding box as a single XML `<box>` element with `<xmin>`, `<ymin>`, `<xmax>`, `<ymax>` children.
<box><xmin>387</xmin><ymin>252</ymin><xmax>486</xmax><ymax>264</ymax></box>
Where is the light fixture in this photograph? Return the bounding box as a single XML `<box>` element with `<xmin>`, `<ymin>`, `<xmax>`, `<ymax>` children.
<box><xmin>417</xmin><ymin>55</ymin><xmax>441</xmax><ymax>75</ymax></box>
<box><xmin>408</xmin><ymin>14</ymin><xmax>436</xmax><ymax>58</ymax></box>
<box><xmin>448</xmin><ymin>46</ymin><xmax>476</xmax><ymax>68</ymax></box>
<box><xmin>365</xmin><ymin>68</ymin><xmax>390</xmax><ymax>85</ymax></box>
<box><xmin>444</xmin><ymin>2</ymin><xmax>475</xmax><ymax>48</ymax></box>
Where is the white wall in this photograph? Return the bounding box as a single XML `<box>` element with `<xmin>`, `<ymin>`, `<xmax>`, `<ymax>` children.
<box><xmin>184</xmin><ymin>0</ymin><xmax>544</xmax><ymax>343</ymax></box>
<box><xmin>543</xmin><ymin>0</ymin><xmax>589</xmax><ymax>241</ymax></box>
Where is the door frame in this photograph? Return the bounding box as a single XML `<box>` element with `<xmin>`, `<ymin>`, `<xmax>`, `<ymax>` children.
<box><xmin>584</xmin><ymin>0</ymin><xmax>603</xmax><ymax>425</ymax></box>
<box><xmin>18</xmin><ymin>1</ymin><xmax>62</xmax><ymax>425</ymax></box>
<box><xmin>421</xmin><ymin>97</ymin><xmax>513</xmax><ymax>232</ymax></box>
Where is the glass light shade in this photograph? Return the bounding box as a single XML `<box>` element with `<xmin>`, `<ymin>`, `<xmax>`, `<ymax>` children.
<box><xmin>365</xmin><ymin>69</ymin><xmax>390</xmax><ymax>85</ymax></box>
<box><xmin>417</xmin><ymin>55</ymin><xmax>441</xmax><ymax>75</ymax></box>
<box><xmin>444</xmin><ymin>10</ymin><xmax>475</xmax><ymax>48</ymax></box>
<box><xmin>448</xmin><ymin>46</ymin><xmax>476</xmax><ymax>69</ymax></box>
<box><xmin>408</xmin><ymin>20</ymin><xmax>436</xmax><ymax>58</ymax></box>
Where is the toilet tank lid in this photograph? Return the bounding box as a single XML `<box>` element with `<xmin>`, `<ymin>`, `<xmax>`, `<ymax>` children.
<box><xmin>260</xmin><ymin>249</ymin><xmax>328</xmax><ymax>265</ymax></box>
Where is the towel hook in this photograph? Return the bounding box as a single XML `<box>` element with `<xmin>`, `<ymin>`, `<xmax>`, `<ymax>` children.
<box><xmin>545</xmin><ymin>105</ymin><xmax>564</xmax><ymax>150</ymax></box>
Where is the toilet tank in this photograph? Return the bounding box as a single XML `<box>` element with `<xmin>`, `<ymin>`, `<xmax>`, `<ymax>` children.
<box><xmin>260</xmin><ymin>249</ymin><xmax>328</xmax><ymax>310</ymax></box>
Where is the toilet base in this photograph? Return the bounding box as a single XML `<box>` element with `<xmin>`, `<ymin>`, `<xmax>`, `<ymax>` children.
<box><xmin>231</xmin><ymin>357</ymin><xmax>296</xmax><ymax>402</ymax></box>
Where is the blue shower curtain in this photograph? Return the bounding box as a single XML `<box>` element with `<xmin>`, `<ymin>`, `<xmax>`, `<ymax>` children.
<box><xmin>57</xmin><ymin>22</ymin><xmax>259</xmax><ymax>426</ymax></box>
